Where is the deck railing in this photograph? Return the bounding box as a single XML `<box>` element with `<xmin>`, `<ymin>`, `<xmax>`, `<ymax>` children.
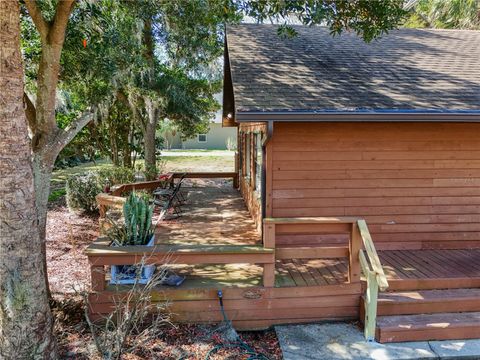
<box><xmin>86</xmin><ymin>237</ymin><xmax>275</xmax><ymax>292</ymax></box>
<box><xmin>97</xmin><ymin>171</ymin><xmax>238</xmax><ymax>220</ymax></box>
<box><xmin>357</xmin><ymin>219</ymin><xmax>389</xmax><ymax>341</ymax></box>
<box><xmin>263</xmin><ymin>216</ymin><xmax>388</xmax><ymax>341</ymax></box>
<box><xmin>88</xmin><ymin>171</ymin><xmax>274</xmax><ymax>301</ymax></box>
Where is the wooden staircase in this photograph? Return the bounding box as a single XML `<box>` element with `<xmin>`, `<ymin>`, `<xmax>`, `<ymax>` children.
<box><xmin>362</xmin><ymin>288</ymin><xmax>480</xmax><ymax>343</ymax></box>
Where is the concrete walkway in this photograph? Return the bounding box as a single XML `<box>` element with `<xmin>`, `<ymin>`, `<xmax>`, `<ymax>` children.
<box><xmin>275</xmin><ymin>323</ymin><xmax>480</xmax><ymax>360</ymax></box>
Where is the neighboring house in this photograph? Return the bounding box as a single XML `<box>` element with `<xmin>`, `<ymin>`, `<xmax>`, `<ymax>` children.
<box><xmin>181</xmin><ymin>122</ymin><xmax>236</xmax><ymax>150</ymax></box>
<box><xmin>160</xmin><ymin>96</ymin><xmax>237</xmax><ymax>150</ymax></box>
<box><xmin>223</xmin><ymin>24</ymin><xmax>480</xmax><ymax>342</ymax></box>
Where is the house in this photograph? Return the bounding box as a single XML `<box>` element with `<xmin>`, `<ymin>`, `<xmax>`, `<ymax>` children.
<box><xmin>161</xmin><ymin>119</ymin><xmax>237</xmax><ymax>150</ymax></box>
<box><xmin>88</xmin><ymin>24</ymin><xmax>480</xmax><ymax>344</ymax></box>
<box><xmin>222</xmin><ymin>24</ymin><xmax>480</xmax><ymax>342</ymax></box>
<box><xmin>160</xmin><ymin>95</ymin><xmax>237</xmax><ymax>150</ymax></box>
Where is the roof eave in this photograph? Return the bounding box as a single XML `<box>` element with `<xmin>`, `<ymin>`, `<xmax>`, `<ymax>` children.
<box><xmin>235</xmin><ymin>111</ymin><xmax>480</xmax><ymax>122</ymax></box>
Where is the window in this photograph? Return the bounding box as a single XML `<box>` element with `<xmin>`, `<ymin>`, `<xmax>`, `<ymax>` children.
<box><xmin>255</xmin><ymin>133</ymin><xmax>262</xmax><ymax>191</ymax></box>
<box><xmin>197</xmin><ymin>134</ymin><xmax>207</xmax><ymax>142</ymax></box>
<box><xmin>245</xmin><ymin>133</ymin><xmax>251</xmax><ymax>178</ymax></box>
<box><xmin>238</xmin><ymin>133</ymin><xmax>243</xmax><ymax>177</ymax></box>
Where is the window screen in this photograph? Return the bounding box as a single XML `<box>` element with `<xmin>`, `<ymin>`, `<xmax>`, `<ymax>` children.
<box><xmin>245</xmin><ymin>133</ymin><xmax>250</xmax><ymax>178</ymax></box>
<box><xmin>255</xmin><ymin>133</ymin><xmax>262</xmax><ymax>191</ymax></box>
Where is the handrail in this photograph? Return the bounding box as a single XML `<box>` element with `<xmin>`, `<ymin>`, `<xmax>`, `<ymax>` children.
<box><xmin>356</xmin><ymin>219</ymin><xmax>388</xmax><ymax>341</ymax></box>
<box><xmin>110</xmin><ymin>172</ymin><xmax>237</xmax><ymax>196</ymax></box>
<box><xmin>357</xmin><ymin>220</ymin><xmax>389</xmax><ymax>291</ymax></box>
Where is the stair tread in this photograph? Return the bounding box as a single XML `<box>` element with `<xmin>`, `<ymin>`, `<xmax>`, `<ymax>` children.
<box><xmin>377</xmin><ymin>288</ymin><xmax>480</xmax><ymax>303</ymax></box>
<box><xmin>377</xmin><ymin>311</ymin><xmax>480</xmax><ymax>331</ymax></box>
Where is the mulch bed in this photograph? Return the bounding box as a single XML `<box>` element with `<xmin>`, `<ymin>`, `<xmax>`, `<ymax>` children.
<box><xmin>47</xmin><ymin>200</ymin><xmax>282</xmax><ymax>359</ymax></box>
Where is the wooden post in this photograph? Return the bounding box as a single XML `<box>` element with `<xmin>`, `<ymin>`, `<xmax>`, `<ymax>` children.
<box><xmin>99</xmin><ymin>204</ymin><xmax>107</xmax><ymax>219</ymax></box>
<box><xmin>233</xmin><ymin>151</ymin><xmax>239</xmax><ymax>188</ymax></box>
<box><xmin>263</xmin><ymin>263</ymin><xmax>275</xmax><ymax>287</ymax></box>
<box><xmin>349</xmin><ymin>222</ymin><xmax>361</xmax><ymax>283</ymax></box>
<box><xmin>263</xmin><ymin>223</ymin><xmax>275</xmax><ymax>249</ymax></box>
<box><xmin>364</xmin><ymin>270</ymin><xmax>379</xmax><ymax>341</ymax></box>
<box><xmin>262</xmin><ymin>222</ymin><xmax>275</xmax><ymax>287</ymax></box>
<box><xmin>91</xmin><ymin>265</ymin><xmax>105</xmax><ymax>292</ymax></box>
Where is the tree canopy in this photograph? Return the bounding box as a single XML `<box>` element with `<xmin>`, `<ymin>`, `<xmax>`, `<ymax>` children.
<box><xmin>405</xmin><ymin>0</ymin><xmax>480</xmax><ymax>29</ymax></box>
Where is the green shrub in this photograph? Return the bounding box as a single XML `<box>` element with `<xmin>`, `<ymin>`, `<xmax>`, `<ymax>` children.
<box><xmin>96</xmin><ymin>167</ymin><xmax>135</xmax><ymax>186</ymax></box>
<box><xmin>66</xmin><ymin>172</ymin><xmax>101</xmax><ymax>213</ymax></box>
<box><xmin>66</xmin><ymin>167</ymin><xmax>135</xmax><ymax>213</ymax></box>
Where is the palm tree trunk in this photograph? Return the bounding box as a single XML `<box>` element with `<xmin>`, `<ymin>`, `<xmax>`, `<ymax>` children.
<box><xmin>0</xmin><ymin>1</ymin><xmax>57</xmax><ymax>358</ymax></box>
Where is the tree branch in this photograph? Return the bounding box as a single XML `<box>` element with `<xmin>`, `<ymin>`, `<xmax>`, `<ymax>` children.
<box><xmin>49</xmin><ymin>0</ymin><xmax>76</xmax><ymax>45</ymax></box>
<box><xmin>23</xmin><ymin>0</ymin><xmax>50</xmax><ymax>41</ymax></box>
<box><xmin>57</xmin><ymin>108</ymin><xmax>94</xmax><ymax>149</ymax></box>
<box><xmin>23</xmin><ymin>92</ymin><xmax>37</xmax><ymax>135</ymax></box>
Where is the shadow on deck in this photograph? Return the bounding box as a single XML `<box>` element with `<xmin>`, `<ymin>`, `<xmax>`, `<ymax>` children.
<box><xmin>156</xmin><ymin>184</ymin><xmax>261</xmax><ymax>246</ymax></box>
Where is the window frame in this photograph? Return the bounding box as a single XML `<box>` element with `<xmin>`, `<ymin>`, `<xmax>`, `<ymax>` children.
<box><xmin>254</xmin><ymin>132</ymin><xmax>262</xmax><ymax>192</ymax></box>
<box><xmin>197</xmin><ymin>134</ymin><xmax>207</xmax><ymax>143</ymax></box>
<box><xmin>245</xmin><ymin>132</ymin><xmax>251</xmax><ymax>179</ymax></box>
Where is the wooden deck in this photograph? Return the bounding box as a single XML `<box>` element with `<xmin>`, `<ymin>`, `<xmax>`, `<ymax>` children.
<box><xmin>156</xmin><ymin>184</ymin><xmax>261</xmax><ymax>246</ymax></box>
<box><xmin>88</xmin><ymin>184</ymin><xmax>364</xmax><ymax>328</ymax></box>
<box><xmin>89</xmin><ymin>182</ymin><xmax>480</xmax><ymax>336</ymax></box>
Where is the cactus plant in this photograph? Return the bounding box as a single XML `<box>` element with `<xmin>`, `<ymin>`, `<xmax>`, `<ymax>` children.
<box><xmin>109</xmin><ymin>192</ymin><xmax>154</xmax><ymax>246</ymax></box>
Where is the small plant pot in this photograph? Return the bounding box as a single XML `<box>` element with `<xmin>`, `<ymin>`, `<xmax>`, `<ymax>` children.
<box><xmin>110</xmin><ymin>235</ymin><xmax>156</xmax><ymax>285</ymax></box>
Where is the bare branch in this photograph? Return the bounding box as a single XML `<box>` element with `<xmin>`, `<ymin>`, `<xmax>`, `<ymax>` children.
<box><xmin>23</xmin><ymin>92</ymin><xmax>37</xmax><ymax>135</ymax></box>
<box><xmin>49</xmin><ymin>0</ymin><xmax>76</xmax><ymax>45</ymax></box>
<box><xmin>23</xmin><ymin>0</ymin><xmax>50</xmax><ymax>40</ymax></box>
<box><xmin>58</xmin><ymin>108</ymin><xmax>94</xmax><ymax>149</ymax></box>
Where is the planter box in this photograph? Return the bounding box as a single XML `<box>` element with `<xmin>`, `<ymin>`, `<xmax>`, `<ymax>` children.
<box><xmin>110</xmin><ymin>235</ymin><xmax>155</xmax><ymax>285</ymax></box>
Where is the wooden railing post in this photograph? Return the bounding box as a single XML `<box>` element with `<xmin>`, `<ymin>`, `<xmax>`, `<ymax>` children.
<box><xmin>349</xmin><ymin>222</ymin><xmax>361</xmax><ymax>283</ymax></box>
<box><xmin>233</xmin><ymin>152</ymin><xmax>239</xmax><ymax>188</ymax></box>
<box><xmin>364</xmin><ymin>266</ymin><xmax>379</xmax><ymax>341</ymax></box>
<box><xmin>90</xmin><ymin>265</ymin><xmax>105</xmax><ymax>292</ymax></box>
<box><xmin>262</xmin><ymin>222</ymin><xmax>276</xmax><ymax>287</ymax></box>
<box><xmin>263</xmin><ymin>263</ymin><xmax>275</xmax><ymax>287</ymax></box>
<box><xmin>263</xmin><ymin>223</ymin><xmax>275</xmax><ymax>249</ymax></box>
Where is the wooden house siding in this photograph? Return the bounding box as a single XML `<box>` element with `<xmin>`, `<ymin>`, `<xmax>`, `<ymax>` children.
<box><xmin>238</xmin><ymin>122</ymin><xmax>266</xmax><ymax>230</ymax></box>
<box><xmin>270</xmin><ymin>122</ymin><xmax>480</xmax><ymax>250</ymax></box>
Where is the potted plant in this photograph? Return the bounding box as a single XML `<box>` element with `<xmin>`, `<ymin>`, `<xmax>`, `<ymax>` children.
<box><xmin>107</xmin><ymin>192</ymin><xmax>155</xmax><ymax>284</ymax></box>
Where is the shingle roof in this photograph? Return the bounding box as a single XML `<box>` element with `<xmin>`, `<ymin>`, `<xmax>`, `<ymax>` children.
<box><xmin>226</xmin><ymin>24</ymin><xmax>480</xmax><ymax>113</ymax></box>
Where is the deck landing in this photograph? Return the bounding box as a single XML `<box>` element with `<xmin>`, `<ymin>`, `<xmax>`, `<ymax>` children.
<box><xmin>156</xmin><ymin>185</ymin><xmax>260</xmax><ymax>246</ymax></box>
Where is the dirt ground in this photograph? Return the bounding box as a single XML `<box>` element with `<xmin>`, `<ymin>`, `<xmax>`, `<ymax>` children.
<box><xmin>47</xmin><ymin>154</ymin><xmax>282</xmax><ymax>359</ymax></box>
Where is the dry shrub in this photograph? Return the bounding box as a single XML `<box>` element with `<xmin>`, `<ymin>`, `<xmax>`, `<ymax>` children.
<box><xmin>83</xmin><ymin>260</ymin><xmax>171</xmax><ymax>360</ymax></box>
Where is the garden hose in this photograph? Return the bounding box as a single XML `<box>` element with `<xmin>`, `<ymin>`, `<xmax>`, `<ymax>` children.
<box><xmin>203</xmin><ymin>291</ymin><xmax>270</xmax><ymax>360</ymax></box>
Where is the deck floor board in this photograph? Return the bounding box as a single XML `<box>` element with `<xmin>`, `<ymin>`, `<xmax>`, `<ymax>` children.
<box><xmin>155</xmin><ymin>184</ymin><xmax>261</xmax><ymax>246</ymax></box>
<box><xmin>379</xmin><ymin>249</ymin><xmax>480</xmax><ymax>281</ymax></box>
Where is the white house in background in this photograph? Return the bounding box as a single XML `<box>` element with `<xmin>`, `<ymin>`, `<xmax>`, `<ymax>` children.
<box><xmin>159</xmin><ymin>94</ymin><xmax>237</xmax><ymax>150</ymax></box>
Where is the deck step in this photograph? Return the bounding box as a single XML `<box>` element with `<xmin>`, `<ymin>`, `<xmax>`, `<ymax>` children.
<box><xmin>376</xmin><ymin>312</ymin><xmax>480</xmax><ymax>343</ymax></box>
<box><xmin>387</xmin><ymin>277</ymin><xmax>480</xmax><ymax>291</ymax></box>
<box><xmin>372</xmin><ymin>288</ymin><xmax>480</xmax><ymax>316</ymax></box>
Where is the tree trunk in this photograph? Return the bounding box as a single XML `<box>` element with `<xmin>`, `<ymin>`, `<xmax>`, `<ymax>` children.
<box><xmin>33</xmin><ymin>150</ymin><xmax>57</xmax><ymax>300</ymax></box>
<box><xmin>122</xmin><ymin>142</ymin><xmax>132</xmax><ymax>168</ymax></box>
<box><xmin>142</xmin><ymin>19</ymin><xmax>158</xmax><ymax>180</ymax></box>
<box><xmin>0</xmin><ymin>2</ymin><xmax>57</xmax><ymax>358</ymax></box>
<box><xmin>144</xmin><ymin>99</ymin><xmax>158</xmax><ymax>180</ymax></box>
